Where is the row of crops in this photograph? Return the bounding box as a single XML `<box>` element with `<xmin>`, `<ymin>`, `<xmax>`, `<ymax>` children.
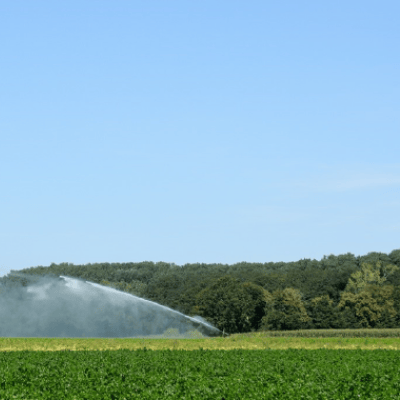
<box><xmin>2</xmin><ymin>330</ymin><xmax>400</xmax><ymax>399</ymax></box>
<box><xmin>1</xmin><ymin>347</ymin><xmax>400</xmax><ymax>399</ymax></box>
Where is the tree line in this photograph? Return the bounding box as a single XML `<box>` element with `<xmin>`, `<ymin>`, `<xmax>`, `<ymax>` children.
<box><xmin>1</xmin><ymin>249</ymin><xmax>400</xmax><ymax>335</ymax></box>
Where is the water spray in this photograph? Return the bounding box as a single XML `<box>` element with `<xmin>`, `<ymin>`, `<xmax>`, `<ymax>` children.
<box><xmin>0</xmin><ymin>273</ymin><xmax>226</xmax><ymax>339</ymax></box>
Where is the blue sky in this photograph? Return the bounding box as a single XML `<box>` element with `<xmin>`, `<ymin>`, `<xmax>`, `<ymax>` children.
<box><xmin>1</xmin><ymin>1</ymin><xmax>399</xmax><ymax>277</ymax></box>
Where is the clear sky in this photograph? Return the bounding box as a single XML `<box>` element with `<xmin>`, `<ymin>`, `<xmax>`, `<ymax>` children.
<box><xmin>1</xmin><ymin>1</ymin><xmax>399</xmax><ymax>277</ymax></box>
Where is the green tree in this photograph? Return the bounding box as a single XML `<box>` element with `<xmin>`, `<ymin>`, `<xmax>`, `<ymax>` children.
<box><xmin>259</xmin><ymin>287</ymin><xmax>311</xmax><ymax>331</ymax></box>
<box><xmin>241</xmin><ymin>281</ymin><xmax>272</xmax><ymax>332</ymax></box>
<box><xmin>388</xmin><ymin>285</ymin><xmax>400</xmax><ymax>327</ymax></box>
<box><xmin>305</xmin><ymin>294</ymin><xmax>344</xmax><ymax>329</ymax></box>
<box><xmin>191</xmin><ymin>275</ymin><xmax>269</xmax><ymax>335</ymax></box>
<box><xmin>338</xmin><ymin>284</ymin><xmax>397</xmax><ymax>328</ymax></box>
<box><xmin>344</xmin><ymin>261</ymin><xmax>399</xmax><ymax>294</ymax></box>
<box><xmin>177</xmin><ymin>273</ymin><xmax>221</xmax><ymax>316</ymax></box>
<box><xmin>389</xmin><ymin>248</ymin><xmax>400</xmax><ymax>265</ymax></box>
<box><xmin>261</xmin><ymin>272</ymin><xmax>287</xmax><ymax>294</ymax></box>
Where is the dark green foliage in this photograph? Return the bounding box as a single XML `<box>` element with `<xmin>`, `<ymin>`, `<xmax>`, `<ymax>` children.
<box><xmin>336</xmin><ymin>304</ymin><xmax>364</xmax><ymax>329</ymax></box>
<box><xmin>260</xmin><ymin>272</ymin><xmax>287</xmax><ymax>294</ymax></box>
<box><xmin>304</xmin><ymin>295</ymin><xmax>343</xmax><ymax>329</ymax></box>
<box><xmin>359</xmin><ymin>251</ymin><xmax>394</xmax><ymax>268</ymax></box>
<box><xmin>191</xmin><ymin>276</ymin><xmax>265</xmax><ymax>334</ymax></box>
<box><xmin>240</xmin><ymin>281</ymin><xmax>271</xmax><ymax>332</ymax></box>
<box><xmin>390</xmin><ymin>285</ymin><xmax>400</xmax><ymax>327</ymax></box>
<box><xmin>385</xmin><ymin>267</ymin><xmax>400</xmax><ymax>287</ymax></box>
<box><xmin>284</xmin><ymin>267</ymin><xmax>349</xmax><ymax>303</ymax></box>
<box><xmin>175</xmin><ymin>276</ymin><xmax>218</xmax><ymax>316</ymax></box>
<box><xmin>389</xmin><ymin>249</ymin><xmax>400</xmax><ymax>264</ymax></box>
<box><xmin>259</xmin><ymin>288</ymin><xmax>311</xmax><ymax>331</ymax></box>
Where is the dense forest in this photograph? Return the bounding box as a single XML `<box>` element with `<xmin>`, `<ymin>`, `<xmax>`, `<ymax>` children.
<box><xmin>1</xmin><ymin>248</ymin><xmax>400</xmax><ymax>336</ymax></box>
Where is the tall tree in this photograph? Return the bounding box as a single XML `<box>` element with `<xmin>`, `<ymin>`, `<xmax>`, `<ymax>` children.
<box><xmin>305</xmin><ymin>294</ymin><xmax>344</xmax><ymax>329</ymax></box>
<box><xmin>338</xmin><ymin>284</ymin><xmax>397</xmax><ymax>328</ymax></box>
<box><xmin>389</xmin><ymin>249</ymin><xmax>400</xmax><ymax>265</ymax></box>
<box><xmin>344</xmin><ymin>261</ymin><xmax>399</xmax><ymax>294</ymax></box>
<box><xmin>241</xmin><ymin>282</ymin><xmax>272</xmax><ymax>332</ymax></box>
<box><xmin>259</xmin><ymin>287</ymin><xmax>311</xmax><ymax>331</ymax></box>
<box><xmin>191</xmin><ymin>276</ymin><xmax>269</xmax><ymax>335</ymax></box>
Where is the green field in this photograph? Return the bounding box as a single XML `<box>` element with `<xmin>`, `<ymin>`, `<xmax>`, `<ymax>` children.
<box><xmin>1</xmin><ymin>329</ymin><xmax>400</xmax><ymax>399</ymax></box>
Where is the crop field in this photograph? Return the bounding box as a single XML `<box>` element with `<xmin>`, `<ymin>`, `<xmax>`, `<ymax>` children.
<box><xmin>1</xmin><ymin>329</ymin><xmax>400</xmax><ymax>399</ymax></box>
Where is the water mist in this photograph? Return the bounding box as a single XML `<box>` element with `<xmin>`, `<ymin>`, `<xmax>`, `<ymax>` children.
<box><xmin>0</xmin><ymin>274</ymin><xmax>223</xmax><ymax>339</ymax></box>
